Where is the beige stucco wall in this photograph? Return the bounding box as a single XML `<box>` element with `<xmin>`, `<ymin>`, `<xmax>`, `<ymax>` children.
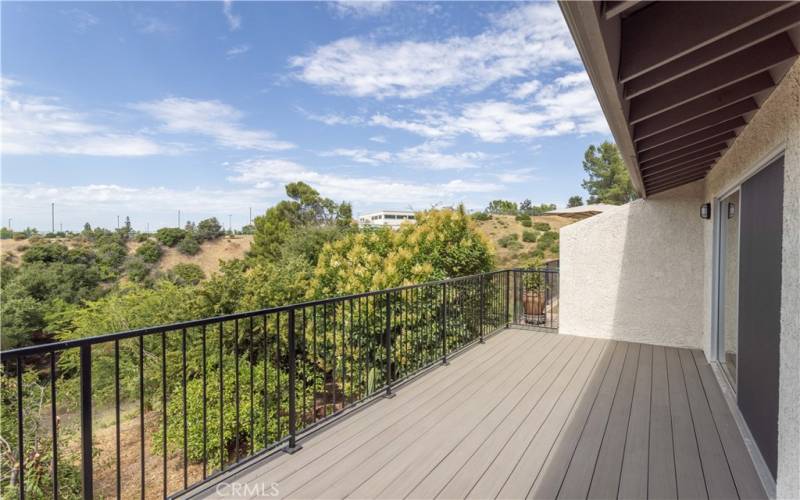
<box><xmin>559</xmin><ymin>180</ymin><xmax>706</xmax><ymax>348</ymax></box>
<box><xmin>701</xmin><ymin>60</ymin><xmax>800</xmax><ymax>500</ymax></box>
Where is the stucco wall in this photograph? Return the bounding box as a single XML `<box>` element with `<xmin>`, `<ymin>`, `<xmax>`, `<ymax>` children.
<box><xmin>559</xmin><ymin>180</ymin><xmax>705</xmax><ymax>348</ymax></box>
<box><xmin>701</xmin><ymin>60</ymin><xmax>800</xmax><ymax>500</ymax></box>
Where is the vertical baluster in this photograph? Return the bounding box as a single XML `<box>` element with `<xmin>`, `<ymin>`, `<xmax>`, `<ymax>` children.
<box><xmin>263</xmin><ymin>315</ymin><xmax>269</xmax><ymax>448</ymax></box>
<box><xmin>384</xmin><ymin>291</ymin><xmax>394</xmax><ymax>398</ymax></box>
<box><xmin>312</xmin><ymin>305</ymin><xmax>317</xmax><ymax>423</ymax></box>
<box><xmin>303</xmin><ymin>308</ymin><xmax>308</xmax><ymax>428</ymax></box>
<box><xmin>115</xmin><ymin>340</ymin><xmax>121</xmax><ymax>498</ymax></box>
<box><xmin>286</xmin><ymin>308</ymin><xmax>301</xmax><ymax>453</ymax></box>
<box><xmin>181</xmin><ymin>328</ymin><xmax>188</xmax><ymax>490</ymax></box>
<box><xmin>80</xmin><ymin>345</ymin><xmax>93</xmax><ymax>500</ymax></box>
<box><xmin>249</xmin><ymin>317</ymin><xmax>254</xmax><ymax>456</ymax></box>
<box><xmin>341</xmin><ymin>301</ymin><xmax>346</xmax><ymax>408</ymax></box>
<box><xmin>218</xmin><ymin>322</ymin><xmax>224</xmax><ymax>471</ymax></box>
<box><xmin>139</xmin><ymin>336</ymin><xmax>145</xmax><ymax>499</ymax></box>
<box><xmin>234</xmin><ymin>319</ymin><xmax>240</xmax><ymax>463</ymax></box>
<box><xmin>16</xmin><ymin>357</ymin><xmax>25</xmax><ymax>500</ymax></box>
<box><xmin>161</xmin><ymin>332</ymin><xmax>167</xmax><ymax>497</ymax></box>
<box><xmin>50</xmin><ymin>353</ymin><xmax>59</xmax><ymax>500</ymax></box>
<box><xmin>441</xmin><ymin>282</ymin><xmax>448</xmax><ymax>365</ymax></box>
<box><xmin>275</xmin><ymin>314</ymin><xmax>281</xmax><ymax>439</ymax></box>
<box><xmin>202</xmin><ymin>325</ymin><xmax>207</xmax><ymax>480</ymax></box>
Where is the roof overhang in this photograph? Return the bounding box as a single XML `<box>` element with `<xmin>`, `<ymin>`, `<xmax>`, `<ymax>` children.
<box><xmin>559</xmin><ymin>1</ymin><xmax>800</xmax><ymax>197</ymax></box>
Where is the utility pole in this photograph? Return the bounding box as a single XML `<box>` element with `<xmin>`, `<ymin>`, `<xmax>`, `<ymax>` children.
<box><xmin>178</xmin><ymin>210</ymin><xmax>181</xmax><ymax>228</ymax></box>
<box><xmin>7</xmin><ymin>218</ymin><xmax>11</xmax><ymax>231</ymax></box>
<box><xmin>60</xmin><ymin>222</ymin><xmax>63</xmax><ymax>232</ymax></box>
<box><xmin>228</xmin><ymin>214</ymin><xmax>232</xmax><ymax>234</ymax></box>
<box><xmin>117</xmin><ymin>215</ymin><xmax>120</xmax><ymax>229</ymax></box>
<box><xmin>146</xmin><ymin>222</ymin><xmax>150</xmax><ymax>233</ymax></box>
<box><xmin>51</xmin><ymin>203</ymin><xmax>55</xmax><ymax>233</ymax></box>
<box><xmin>249</xmin><ymin>207</ymin><xmax>252</xmax><ymax>225</ymax></box>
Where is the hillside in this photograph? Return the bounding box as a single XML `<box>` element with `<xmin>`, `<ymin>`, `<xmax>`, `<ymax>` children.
<box><xmin>474</xmin><ymin>214</ymin><xmax>577</xmax><ymax>268</ymax></box>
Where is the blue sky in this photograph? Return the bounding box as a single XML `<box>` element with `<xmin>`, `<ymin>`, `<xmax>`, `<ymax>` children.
<box><xmin>1</xmin><ymin>1</ymin><xmax>610</xmax><ymax>231</ymax></box>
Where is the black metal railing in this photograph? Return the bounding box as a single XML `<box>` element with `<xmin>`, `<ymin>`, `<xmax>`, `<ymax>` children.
<box><xmin>0</xmin><ymin>268</ymin><xmax>557</xmax><ymax>499</ymax></box>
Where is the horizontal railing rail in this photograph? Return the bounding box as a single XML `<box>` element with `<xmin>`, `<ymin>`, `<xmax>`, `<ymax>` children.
<box><xmin>0</xmin><ymin>268</ymin><xmax>557</xmax><ymax>499</ymax></box>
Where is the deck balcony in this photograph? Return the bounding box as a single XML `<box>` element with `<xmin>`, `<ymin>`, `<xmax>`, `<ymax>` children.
<box><xmin>1</xmin><ymin>269</ymin><xmax>766</xmax><ymax>499</ymax></box>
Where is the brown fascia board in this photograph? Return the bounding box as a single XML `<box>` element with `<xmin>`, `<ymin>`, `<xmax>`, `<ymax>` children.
<box><xmin>624</xmin><ymin>5</ymin><xmax>800</xmax><ymax>98</ymax></box>
<box><xmin>632</xmin><ymin>73</ymin><xmax>774</xmax><ymax>140</ymax></box>
<box><xmin>639</xmin><ymin>139</ymin><xmax>731</xmax><ymax>170</ymax></box>
<box><xmin>628</xmin><ymin>34</ymin><xmax>797</xmax><ymax>124</ymax></box>
<box><xmin>618</xmin><ymin>1</ymin><xmax>792</xmax><ymax>82</ymax></box>
<box><xmin>635</xmin><ymin>100</ymin><xmax>756</xmax><ymax>151</ymax></box>
<box><xmin>638</xmin><ymin>131</ymin><xmax>736</xmax><ymax>165</ymax></box>
<box><xmin>559</xmin><ymin>1</ymin><xmax>647</xmax><ymax>198</ymax></box>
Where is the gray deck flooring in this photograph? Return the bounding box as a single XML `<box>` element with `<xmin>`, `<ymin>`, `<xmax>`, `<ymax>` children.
<box><xmin>194</xmin><ymin>329</ymin><xmax>765</xmax><ymax>499</ymax></box>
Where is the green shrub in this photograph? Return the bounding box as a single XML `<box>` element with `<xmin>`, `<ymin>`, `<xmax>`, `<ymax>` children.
<box><xmin>520</xmin><ymin>219</ymin><xmax>533</xmax><ymax>228</ymax></box>
<box><xmin>155</xmin><ymin>227</ymin><xmax>187</xmax><ymax>247</ymax></box>
<box><xmin>135</xmin><ymin>233</ymin><xmax>151</xmax><ymax>243</ymax></box>
<box><xmin>168</xmin><ymin>263</ymin><xmax>205</xmax><ymax>285</ymax></box>
<box><xmin>496</xmin><ymin>233</ymin><xmax>519</xmax><ymax>248</ymax></box>
<box><xmin>196</xmin><ymin>217</ymin><xmax>225</xmax><ymax>241</ymax></box>
<box><xmin>21</xmin><ymin>242</ymin><xmax>69</xmax><ymax>264</ymax></box>
<box><xmin>533</xmin><ymin>222</ymin><xmax>551</xmax><ymax>231</ymax></box>
<box><xmin>13</xmin><ymin>232</ymin><xmax>27</xmax><ymax>240</ymax></box>
<box><xmin>125</xmin><ymin>256</ymin><xmax>151</xmax><ymax>282</ymax></box>
<box><xmin>176</xmin><ymin>236</ymin><xmax>201</xmax><ymax>256</ymax></box>
<box><xmin>135</xmin><ymin>240</ymin><xmax>163</xmax><ymax>264</ymax></box>
<box><xmin>537</xmin><ymin>230</ymin><xmax>559</xmax><ymax>251</ymax></box>
<box><xmin>514</xmin><ymin>214</ymin><xmax>531</xmax><ymax>222</ymax></box>
<box><xmin>471</xmin><ymin>211</ymin><xmax>491</xmax><ymax>221</ymax></box>
<box><xmin>522</xmin><ymin>230</ymin><xmax>538</xmax><ymax>243</ymax></box>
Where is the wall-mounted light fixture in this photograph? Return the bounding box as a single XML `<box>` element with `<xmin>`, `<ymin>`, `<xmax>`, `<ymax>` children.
<box><xmin>700</xmin><ymin>203</ymin><xmax>711</xmax><ymax>219</ymax></box>
<box><xmin>728</xmin><ymin>202</ymin><xmax>736</xmax><ymax>219</ymax></box>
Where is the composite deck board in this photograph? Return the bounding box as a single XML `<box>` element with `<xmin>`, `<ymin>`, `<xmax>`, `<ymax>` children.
<box><xmin>666</xmin><ymin>347</ymin><xmax>708</xmax><ymax>499</ymax></box>
<box><xmin>617</xmin><ymin>344</ymin><xmax>653</xmax><ymax>500</ymax></box>
<box><xmin>587</xmin><ymin>343</ymin><xmax>641</xmax><ymax>499</ymax></box>
<box><xmin>190</xmin><ymin>330</ymin><xmax>767</xmax><ymax>500</ymax></box>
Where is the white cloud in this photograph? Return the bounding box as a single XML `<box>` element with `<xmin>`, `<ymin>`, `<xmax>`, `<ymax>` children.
<box><xmin>290</xmin><ymin>3</ymin><xmax>578</xmax><ymax>98</ymax></box>
<box><xmin>510</xmin><ymin>80</ymin><xmax>542</xmax><ymax>100</ymax></box>
<box><xmin>223</xmin><ymin>0</ymin><xmax>241</xmax><ymax>31</ymax></box>
<box><xmin>329</xmin><ymin>1</ymin><xmax>393</xmax><ymax>18</ymax></box>
<box><xmin>226</xmin><ymin>44</ymin><xmax>251</xmax><ymax>58</ymax></box>
<box><xmin>298</xmin><ymin>107</ymin><xmax>364</xmax><ymax>126</ymax></box>
<box><xmin>133</xmin><ymin>97</ymin><xmax>294</xmax><ymax>151</ymax></box>
<box><xmin>321</xmin><ymin>141</ymin><xmax>487</xmax><ymax>170</ymax></box>
<box><xmin>61</xmin><ymin>8</ymin><xmax>99</xmax><ymax>32</ymax></box>
<box><xmin>226</xmin><ymin>158</ymin><xmax>502</xmax><ymax>204</ymax></box>
<box><xmin>369</xmin><ymin>135</ymin><xmax>387</xmax><ymax>143</ymax></box>
<box><xmin>134</xmin><ymin>15</ymin><xmax>174</xmax><ymax>35</ymax></box>
<box><xmin>1</xmin><ymin>83</ymin><xmax>173</xmax><ymax>156</ymax></box>
<box><xmin>370</xmin><ymin>71</ymin><xmax>609</xmax><ymax>142</ymax></box>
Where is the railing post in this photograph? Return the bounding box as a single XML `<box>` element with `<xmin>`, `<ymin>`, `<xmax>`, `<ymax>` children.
<box><xmin>79</xmin><ymin>345</ymin><xmax>93</xmax><ymax>500</ymax></box>
<box><xmin>505</xmin><ymin>270</ymin><xmax>511</xmax><ymax>327</ymax></box>
<box><xmin>441</xmin><ymin>282</ymin><xmax>448</xmax><ymax>365</ymax></box>
<box><xmin>512</xmin><ymin>270</ymin><xmax>518</xmax><ymax>326</ymax></box>
<box><xmin>384</xmin><ymin>292</ymin><xmax>395</xmax><ymax>398</ymax></box>
<box><xmin>479</xmin><ymin>274</ymin><xmax>485</xmax><ymax>343</ymax></box>
<box><xmin>285</xmin><ymin>308</ymin><xmax>302</xmax><ymax>454</ymax></box>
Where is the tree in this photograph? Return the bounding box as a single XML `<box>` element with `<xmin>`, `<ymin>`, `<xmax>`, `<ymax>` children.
<box><xmin>155</xmin><ymin>227</ymin><xmax>187</xmax><ymax>247</ymax></box>
<box><xmin>581</xmin><ymin>142</ymin><xmax>638</xmax><ymax>204</ymax></box>
<box><xmin>486</xmin><ymin>200</ymin><xmax>518</xmax><ymax>215</ymax></box>
<box><xmin>176</xmin><ymin>236</ymin><xmax>201</xmax><ymax>256</ymax></box>
<box><xmin>250</xmin><ymin>182</ymin><xmax>352</xmax><ymax>263</ymax></box>
<box><xmin>567</xmin><ymin>195</ymin><xmax>584</xmax><ymax>207</ymax></box>
<box><xmin>196</xmin><ymin>217</ymin><xmax>224</xmax><ymax>241</ymax></box>
<box><xmin>135</xmin><ymin>240</ymin><xmax>163</xmax><ymax>263</ymax></box>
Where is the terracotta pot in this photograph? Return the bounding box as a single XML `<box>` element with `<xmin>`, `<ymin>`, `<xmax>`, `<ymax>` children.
<box><xmin>523</xmin><ymin>290</ymin><xmax>546</xmax><ymax>316</ymax></box>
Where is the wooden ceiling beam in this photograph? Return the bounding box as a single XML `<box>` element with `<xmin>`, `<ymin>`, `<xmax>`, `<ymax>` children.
<box><xmin>642</xmin><ymin>154</ymin><xmax>720</xmax><ymax>179</ymax></box>
<box><xmin>604</xmin><ymin>1</ymin><xmax>643</xmax><ymax>19</ymax></box>
<box><xmin>628</xmin><ymin>34</ymin><xmax>796</xmax><ymax>124</ymax></box>
<box><xmin>637</xmin><ymin>117</ymin><xmax>745</xmax><ymax>156</ymax></box>
<box><xmin>638</xmin><ymin>131</ymin><xmax>736</xmax><ymax>165</ymax></box>
<box><xmin>624</xmin><ymin>5</ymin><xmax>800</xmax><ymax>98</ymax></box>
<box><xmin>632</xmin><ymin>73</ymin><xmax>773</xmax><ymax>140</ymax></box>
<box><xmin>619</xmin><ymin>1</ymin><xmax>791</xmax><ymax>82</ymax></box>
<box><xmin>643</xmin><ymin>160</ymin><xmax>715</xmax><ymax>183</ymax></box>
<box><xmin>640</xmin><ymin>147</ymin><xmax>725</xmax><ymax>173</ymax></box>
<box><xmin>646</xmin><ymin>168</ymin><xmax>711</xmax><ymax>189</ymax></box>
<box><xmin>646</xmin><ymin>173</ymin><xmax>709</xmax><ymax>194</ymax></box>
<box><xmin>640</xmin><ymin>140</ymin><xmax>730</xmax><ymax>170</ymax></box>
<box><xmin>635</xmin><ymin>99</ymin><xmax>756</xmax><ymax>150</ymax></box>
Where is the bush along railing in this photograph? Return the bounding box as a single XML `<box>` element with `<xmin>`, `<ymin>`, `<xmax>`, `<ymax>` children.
<box><xmin>0</xmin><ymin>268</ymin><xmax>557</xmax><ymax>499</ymax></box>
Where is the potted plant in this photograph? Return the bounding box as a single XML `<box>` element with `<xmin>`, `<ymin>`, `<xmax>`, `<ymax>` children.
<box><xmin>522</xmin><ymin>269</ymin><xmax>548</xmax><ymax>319</ymax></box>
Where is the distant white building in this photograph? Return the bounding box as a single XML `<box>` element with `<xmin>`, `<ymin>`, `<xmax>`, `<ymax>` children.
<box><xmin>358</xmin><ymin>210</ymin><xmax>416</xmax><ymax>229</ymax></box>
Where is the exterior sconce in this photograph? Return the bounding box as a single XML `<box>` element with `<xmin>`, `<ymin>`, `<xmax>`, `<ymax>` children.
<box><xmin>700</xmin><ymin>203</ymin><xmax>711</xmax><ymax>219</ymax></box>
<box><xmin>728</xmin><ymin>202</ymin><xmax>736</xmax><ymax>219</ymax></box>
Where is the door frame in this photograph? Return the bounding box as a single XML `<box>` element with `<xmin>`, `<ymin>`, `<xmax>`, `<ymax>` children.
<box><xmin>709</xmin><ymin>144</ymin><xmax>785</xmax><ymax>381</ymax></box>
<box><xmin>714</xmin><ymin>187</ymin><xmax>741</xmax><ymax>391</ymax></box>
